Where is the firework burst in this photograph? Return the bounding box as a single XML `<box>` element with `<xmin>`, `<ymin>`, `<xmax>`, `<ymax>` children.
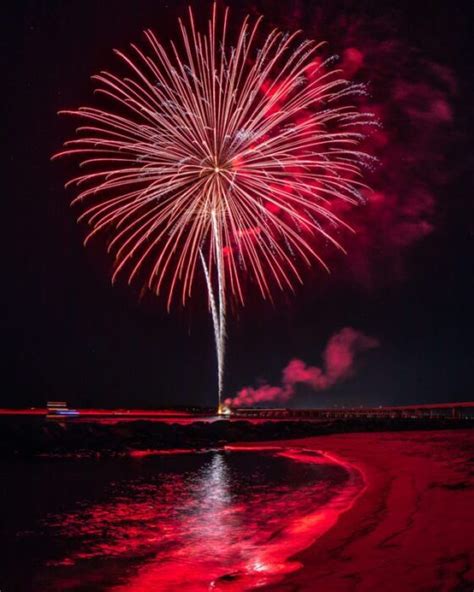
<box><xmin>54</xmin><ymin>4</ymin><xmax>374</xmax><ymax>408</ymax></box>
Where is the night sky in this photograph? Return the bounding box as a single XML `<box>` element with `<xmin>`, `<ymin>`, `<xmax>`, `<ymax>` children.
<box><xmin>3</xmin><ymin>0</ymin><xmax>473</xmax><ymax>409</ymax></box>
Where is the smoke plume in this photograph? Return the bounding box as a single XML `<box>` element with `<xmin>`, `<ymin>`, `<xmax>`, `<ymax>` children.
<box><xmin>225</xmin><ymin>327</ymin><xmax>379</xmax><ymax>407</ymax></box>
<box><xmin>245</xmin><ymin>1</ymin><xmax>459</xmax><ymax>291</ymax></box>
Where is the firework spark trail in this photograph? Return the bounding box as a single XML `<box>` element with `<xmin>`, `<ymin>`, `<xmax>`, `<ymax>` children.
<box><xmin>199</xmin><ymin>247</ymin><xmax>225</xmax><ymax>408</ymax></box>
<box><xmin>54</xmin><ymin>4</ymin><xmax>374</xmax><ymax>407</ymax></box>
<box><xmin>211</xmin><ymin>209</ymin><xmax>226</xmax><ymax>408</ymax></box>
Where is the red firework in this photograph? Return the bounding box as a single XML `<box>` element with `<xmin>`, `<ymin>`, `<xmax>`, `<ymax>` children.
<box><xmin>54</xmin><ymin>3</ymin><xmax>374</xmax><ymax>308</ymax></box>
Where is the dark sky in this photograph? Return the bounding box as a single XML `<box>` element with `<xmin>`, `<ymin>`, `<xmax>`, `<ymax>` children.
<box><xmin>3</xmin><ymin>0</ymin><xmax>473</xmax><ymax>409</ymax></box>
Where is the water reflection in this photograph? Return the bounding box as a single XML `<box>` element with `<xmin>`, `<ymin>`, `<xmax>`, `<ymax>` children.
<box><xmin>3</xmin><ymin>449</ymin><xmax>363</xmax><ymax>591</ymax></box>
<box><xmin>194</xmin><ymin>453</ymin><xmax>234</xmax><ymax>545</ymax></box>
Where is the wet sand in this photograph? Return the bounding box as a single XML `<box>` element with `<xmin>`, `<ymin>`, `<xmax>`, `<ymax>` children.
<box><xmin>236</xmin><ymin>429</ymin><xmax>474</xmax><ymax>592</ymax></box>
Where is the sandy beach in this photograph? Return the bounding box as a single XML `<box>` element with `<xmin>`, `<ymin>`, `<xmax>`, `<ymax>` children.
<box><xmin>234</xmin><ymin>429</ymin><xmax>474</xmax><ymax>592</ymax></box>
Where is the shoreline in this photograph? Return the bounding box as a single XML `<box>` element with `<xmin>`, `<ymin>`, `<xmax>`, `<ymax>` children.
<box><xmin>230</xmin><ymin>429</ymin><xmax>474</xmax><ymax>591</ymax></box>
<box><xmin>219</xmin><ymin>445</ymin><xmax>368</xmax><ymax>590</ymax></box>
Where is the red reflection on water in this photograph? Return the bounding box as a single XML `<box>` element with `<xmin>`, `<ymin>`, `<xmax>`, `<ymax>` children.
<box><xmin>43</xmin><ymin>448</ymin><xmax>364</xmax><ymax>591</ymax></box>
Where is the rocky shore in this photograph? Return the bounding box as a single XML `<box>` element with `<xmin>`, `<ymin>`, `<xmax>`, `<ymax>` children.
<box><xmin>0</xmin><ymin>416</ymin><xmax>471</xmax><ymax>458</ymax></box>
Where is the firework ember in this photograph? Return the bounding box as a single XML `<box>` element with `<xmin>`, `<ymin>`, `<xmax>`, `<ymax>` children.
<box><xmin>54</xmin><ymin>4</ymin><xmax>374</xmax><ymax>408</ymax></box>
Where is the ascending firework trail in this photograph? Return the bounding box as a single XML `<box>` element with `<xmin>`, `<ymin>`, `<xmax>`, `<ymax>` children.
<box><xmin>54</xmin><ymin>4</ymin><xmax>374</xmax><ymax>412</ymax></box>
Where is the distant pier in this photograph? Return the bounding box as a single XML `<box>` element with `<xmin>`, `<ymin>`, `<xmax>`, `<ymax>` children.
<box><xmin>232</xmin><ymin>402</ymin><xmax>474</xmax><ymax>420</ymax></box>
